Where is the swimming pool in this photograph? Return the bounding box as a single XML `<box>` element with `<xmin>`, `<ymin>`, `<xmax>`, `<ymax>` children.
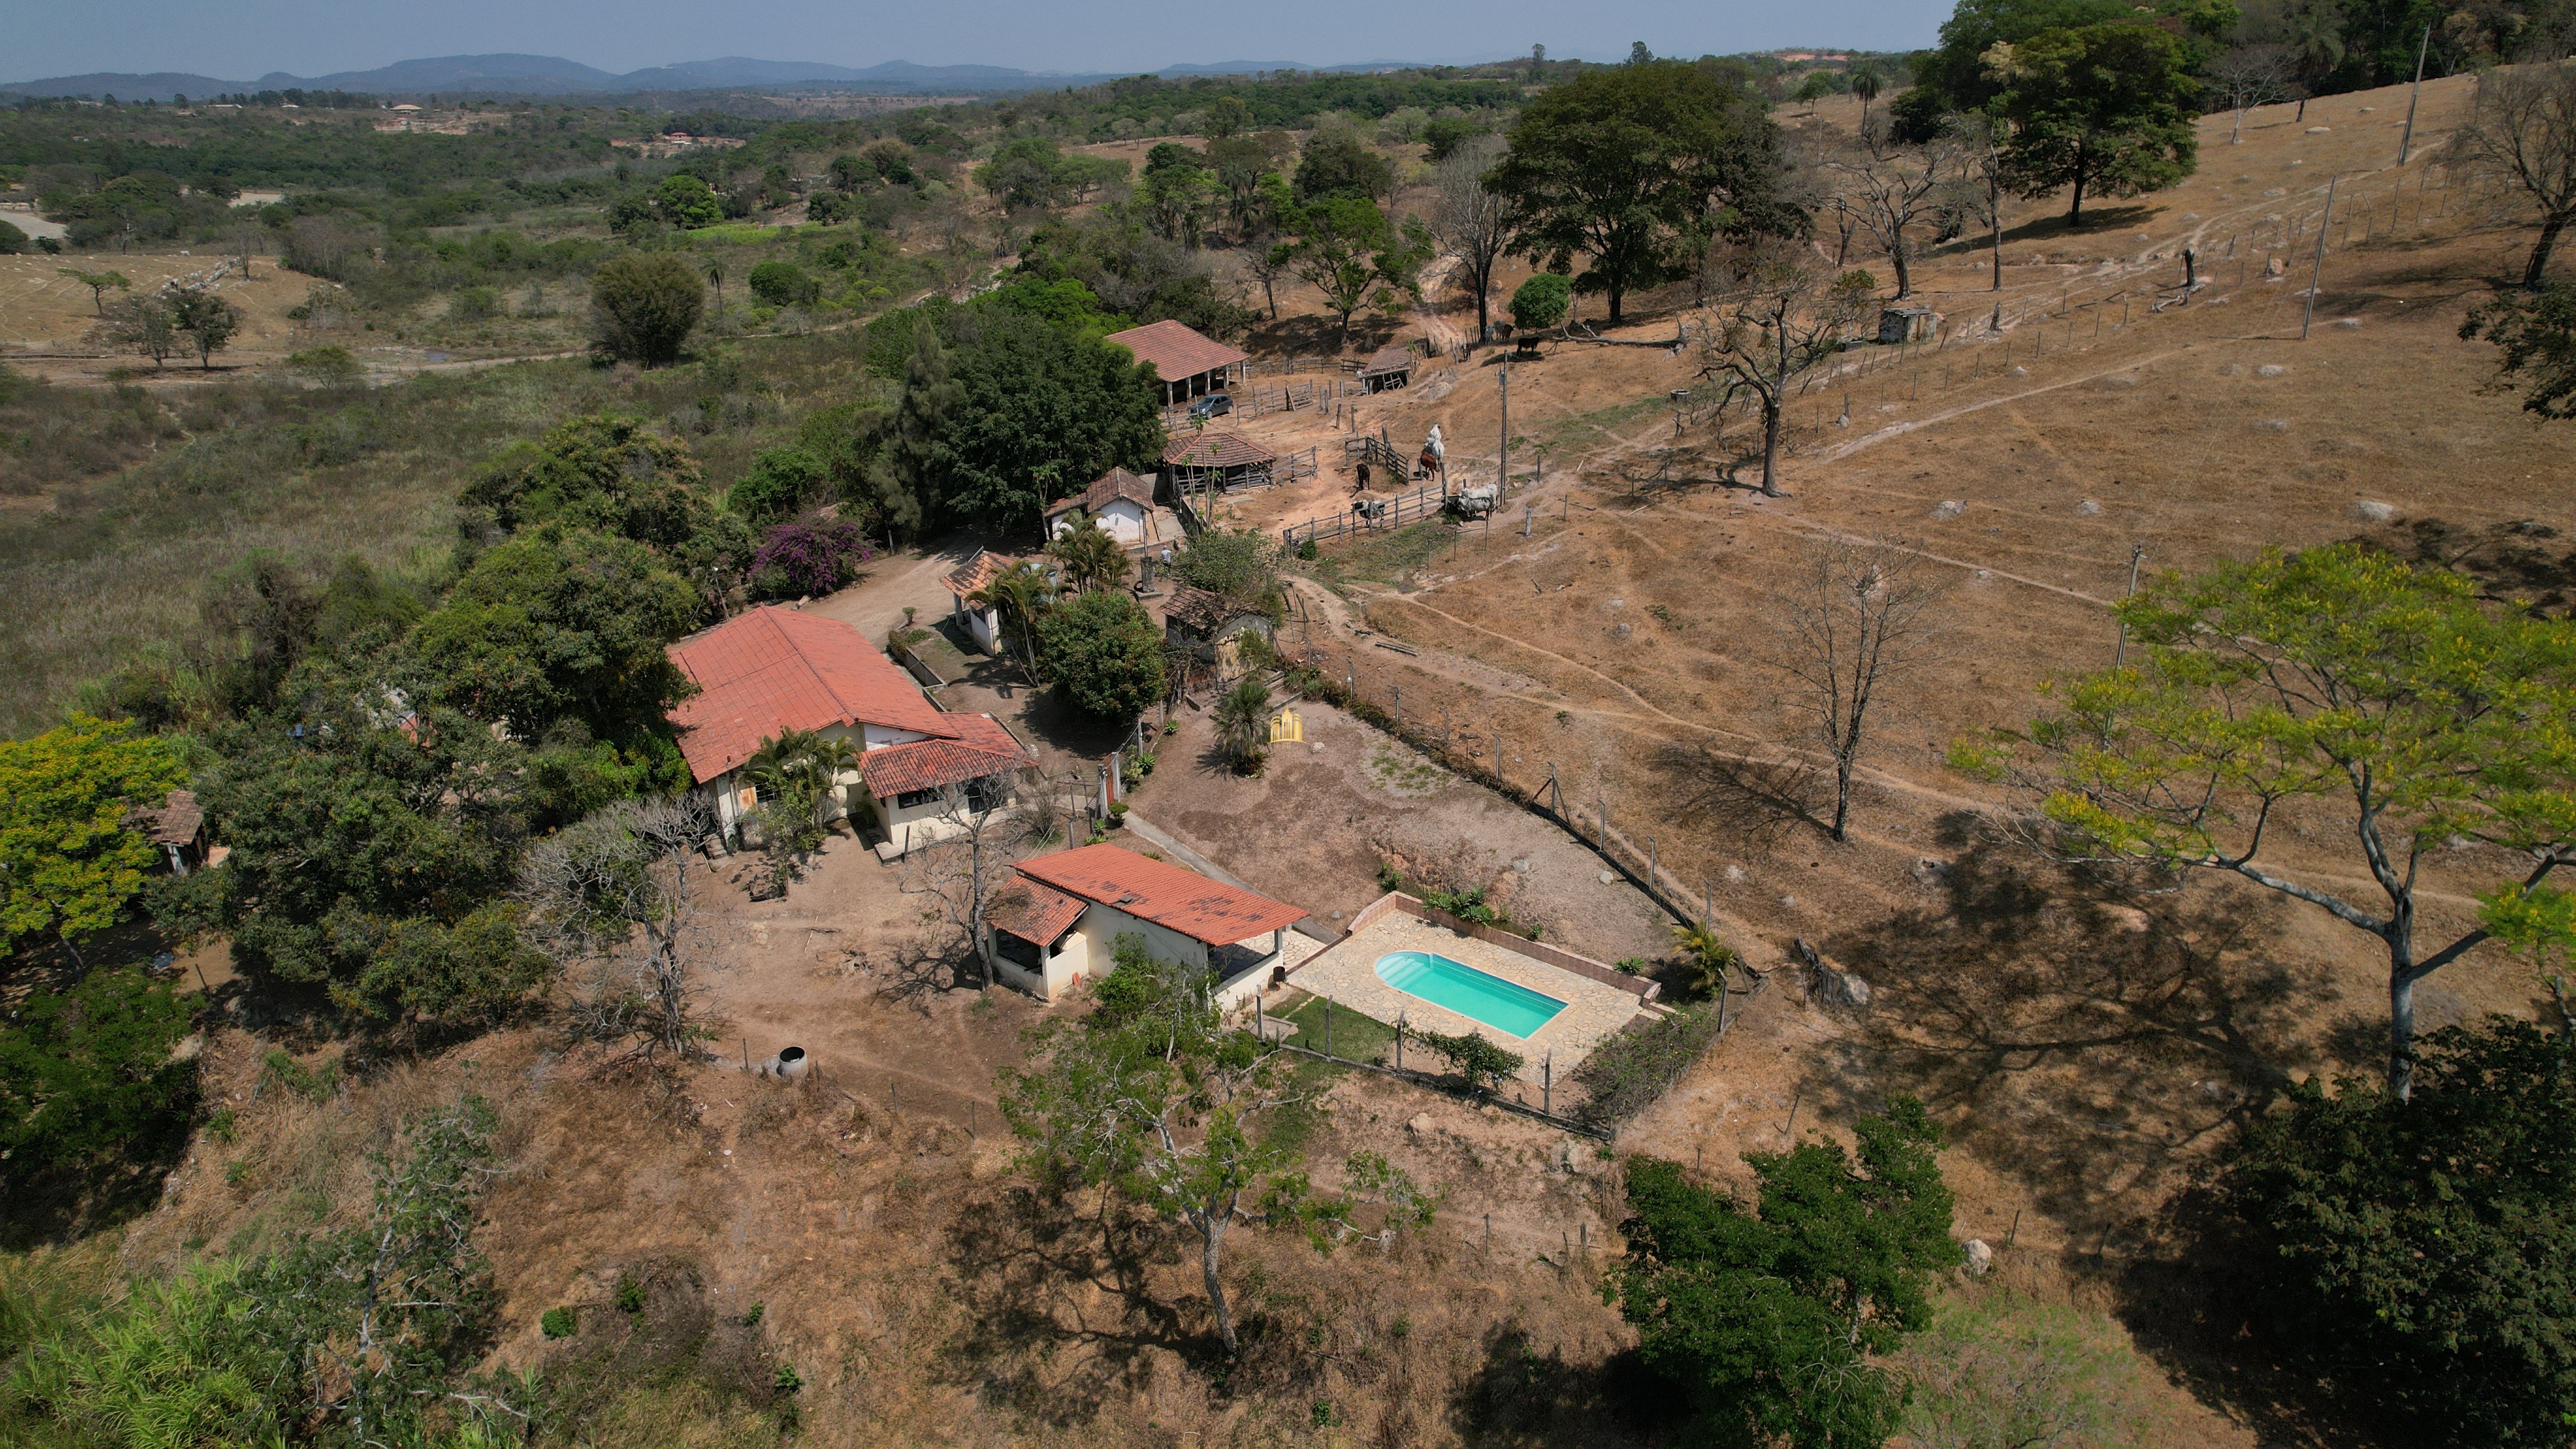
<box><xmin>1373</xmin><ymin>950</ymin><xmax>1568</xmax><ymax>1038</ymax></box>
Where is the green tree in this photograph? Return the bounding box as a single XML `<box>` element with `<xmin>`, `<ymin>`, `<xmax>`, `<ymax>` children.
<box><xmin>0</xmin><ymin>964</ymin><xmax>196</xmax><ymax>1176</ymax></box>
<box><xmin>1038</xmin><ymin>589</ymin><xmax>1166</xmax><ymax>722</ymax></box>
<box><xmin>1277</xmin><ymin>196</ymin><xmax>1432</xmax><ymax>346</ymax></box>
<box><xmin>56</xmin><ymin>266</ymin><xmax>129</xmax><ymax>315</ymax></box>
<box><xmin>408</xmin><ymin>529</ymin><xmax>703</xmax><ymax>743</ymax></box>
<box><xmin>1890</xmin><ymin>0</ymin><xmax>2141</xmax><ymax>138</ymax></box>
<box><xmin>1203</xmin><ymin>95</ymin><xmax>1254</xmax><ymax>140</ymax></box>
<box><xmin>652</xmin><ymin>173</ymin><xmax>723</xmax><ymax>227</ymax></box>
<box><xmin>1487</xmin><ymin>61</ymin><xmax>1803</xmax><ymax>323</ymax></box>
<box><xmin>726</xmin><ymin>445</ymin><xmax>827</xmax><ymax>526</ymax></box>
<box><xmin>2462</xmin><ymin>280</ymin><xmax>2576</xmax><ymax>419</ymax></box>
<box><xmin>866</xmin><ymin>317</ymin><xmax>957</xmax><ymax>535</ymax></box>
<box><xmin>938</xmin><ymin>309</ymin><xmax>1165</xmax><ymax>531</ymax></box>
<box><xmin>1139</xmin><ymin>147</ymin><xmax>1219</xmax><ymax>247</ymax></box>
<box><xmin>748</xmin><ymin>258</ymin><xmax>817</xmax><ymax>306</ymax></box>
<box><xmin>1213</xmin><ymin>676</ymin><xmax>1271</xmax><ymax>769</ymax></box>
<box><xmin>1048</xmin><ymin>517</ymin><xmax>1132</xmax><ymax>593</ymax></box>
<box><xmin>1993</xmin><ymin>22</ymin><xmax>2201</xmax><ymax>226</ymax></box>
<box><xmin>1409</xmin><ymin>1026</ymin><xmax>1522</xmax><ymax>1092</ymax></box>
<box><xmin>588</xmin><ymin>251</ymin><xmax>705</xmax><ymax>367</ymax></box>
<box><xmin>1508</xmin><ymin>271</ymin><xmax>1572</xmax><ymax>331</ymax></box>
<box><xmin>2222</xmin><ymin>1016</ymin><xmax>2576</xmax><ymax>1445</ymax></box>
<box><xmin>1292</xmin><ymin>134</ymin><xmax>1395</xmax><ymax>206</ymax></box>
<box><xmin>106</xmin><ymin>292</ymin><xmax>177</xmax><ymax>369</ymax></box>
<box><xmin>0</xmin><ymin>716</ymin><xmax>185</xmax><ymax>965</ymax></box>
<box><xmin>976</xmin><ymin>137</ymin><xmax>1072</xmax><ymax>211</ymax></box>
<box><xmin>458</xmin><ymin>414</ymin><xmax>712</xmax><ymax>551</ymax></box>
<box><xmin>1610</xmin><ymin>1098</ymin><xmax>1958</xmax><ymax>1447</ymax></box>
<box><xmin>1207</xmin><ymin>135</ymin><xmax>1282</xmax><ymax>235</ymax></box>
<box><xmin>1001</xmin><ymin>947</ymin><xmax>1433</xmax><ymax>1354</ymax></box>
<box><xmin>1957</xmin><ymin>544</ymin><xmax>2576</xmax><ymax>1098</ymax></box>
<box><xmin>1172</xmin><ymin>527</ymin><xmax>1281</xmax><ymax>611</ymax></box>
<box><xmin>168</xmin><ymin>283</ymin><xmax>239</xmax><ymax>370</ymax></box>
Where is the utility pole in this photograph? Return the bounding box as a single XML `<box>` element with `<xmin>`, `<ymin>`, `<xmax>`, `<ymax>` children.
<box><xmin>2115</xmin><ymin>544</ymin><xmax>2146</xmax><ymax>666</ymax></box>
<box><xmin>2399</xmin><ymin>24</ymin><xmax>2431</xmax><ymax>165</ymax></box>
<box><xmin>1498</xmin><ymin>366</ymin><xmax>1510</xmax><ymax>496</ymax></box>
<box><xmin>2302</xmin><ymin>177</ymin><xmax>2337</xmax><ymax>340</ymax></box>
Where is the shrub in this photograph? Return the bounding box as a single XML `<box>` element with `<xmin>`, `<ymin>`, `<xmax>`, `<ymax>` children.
<box><xmin>726</xmin><ymin>446</ymin><xmax>826</xmax><ymax>528</ymax></box>
<box><xmin>748</xmin><ymin>517</ymin><xmax>874</xmax><ymax>599</ymax></box>
<box><xmin>1509</xmin><ymin>273</ymin><xmax>1571</xmax><ymax>331</ymax></box>
<box><xmin>1571</xmin><ymin>1004</ymin><xmax>1727</xmax><ymax>1125</ymax></box>
<box><xmin>541</xmin><ymin>1306</ymin><xmax>577</xmax><ymax>1338</ymax></box>
<box><xmin>447</xmin><ymin>285</ymin><xmax>500</xmax><ymax>322</ymax></box>
<box><xmin>615</xmin><ymin>1277</ymin><xmax>646</xmax><ymax>1314</ymax></box>
<box><xmin>1409</xmin><ymin>1026</ymin><xmax>1522</xmax><ymax>1091</ymax></box>
<box><xmin>589</xmin><ymin>252</ymin><xmax>704</xmax><ymax>367</ymax></box>
<box><xmin>748</xmin><ymin>259</ymin><xmax>817</xmax><ymax>307</ymax></box>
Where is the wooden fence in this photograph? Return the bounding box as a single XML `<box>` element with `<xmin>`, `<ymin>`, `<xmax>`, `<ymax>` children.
<box><xmin>1280</xmin><ymin>480</ymin><xmax>1449</xmax><ymax>548</ymax></box>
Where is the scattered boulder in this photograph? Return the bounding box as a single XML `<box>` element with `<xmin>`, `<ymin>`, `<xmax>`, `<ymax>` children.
<box><xmin>2264</xmin><ymin>256</ymin><xmax>2287</xmax><ymax>277</ymax></box>
<box><xmin>1724</xmin><ymin>864</ymin><xmax>1747</xmax><ymax>883</ymax></box>
<box><xmin>2218</xmin><ymin>363</ymin><xmax>2244</xmax><ymax>376</ymax></box>
<box><xmin>1912</xmin><ymin>856</ymin><xmax>1953</xmax><ymax>887</ymax></box>
<box><xmin>2008</xmin><ymin>365</ymin><xmax>2029</xmax><ymax>377</ymax></box>
<box><xmin>2254</xmin><ymin>419</ymin><xmax>2290</xmax><ymax>432</ymax></box>
<box><xmin>1963</xmin><ymin>1238</ymin><xmax>1996</xmax><ymax>1278</ymax></box>
<box><xmin>2351</xmin><ymin>499</ymin><xmax>2397</xmax><ymax>523</ymax></box>
<box><xmin>2336</xmin><ymin>317</ymin><xmax>2361</xmax><ymax>329</ymax></box>
<box><xmin>2075</xmin><ymin>499</ymin><xmax>2101</xmax><ymax>516</ymax></box>
<box><xmin>1598</xmin><ymin>870</ymin><xmax>1617</xmax><ymax>886</ymax></box>
<box><xmin>1932</xmin><ymin>499</ymin><xmax>1964</xmax><ymax>519</ymax></box>
<box><xmin>1405</xmin><ymin>1112</ymin><xmax>1435</xmax><ymax>1136</ymax></box>
<box><xmin>2256</xmin><ymin>364</ymin><xmax>2287</xmax><ymax>377</ymax></box>
<box><xmin>1795</xmin><ymin>937</ymin><xmax>1872</xmax><ymax>1012</ymax></box>
<box><xmin>1612</xmin><ymin>622</ymin><xmax>1633</xmax><ymax>639</ymax></box>
<box><xmin>2306</xmin><ymin>125</ymin><xmax>2331</xmax><ymax>133</ymax></box>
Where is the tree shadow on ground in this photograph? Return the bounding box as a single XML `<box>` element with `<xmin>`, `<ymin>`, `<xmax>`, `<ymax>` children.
<box><xmin>1445</xmin><ymin>1325</ymin><xmax>1675</xmax><ymax>1448</ymax></box>
<box><xmin>1244</xmin><ymin>312</ymin><xmax>1403</xmax><ymax>362</ymax></box>
<box><xmin>1003</xmin><ymin>682</ymin><xmax>1138</xmax><ymax>762</ymax></box>
<box><xmin>934</xmin><ymin>1184</ymin><xmax>1209</xmax><ymax>1425</ymax></box>
<box><xmin>1810</xmin><ymin>816</ymin><xmax>2324</xmax><ymax>1256</ymax></box>
<box><xmin>2377</xmin><ymin>515</ymin><xmax>2576</xmax><ymax>615</ymax></box>
<box><xmin>1646</xmin><ymin>740</ymin><xmax>1820</xmax><ymax>861</ymax></box>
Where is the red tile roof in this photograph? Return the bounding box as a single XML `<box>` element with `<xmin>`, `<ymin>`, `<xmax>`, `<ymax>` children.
<box><xmin>667</xmin><ymin>606</ymin><xmax>956</xmax><ymax>783</ymax></box>
<box><xmin>988</xmin><ymin>880</ymin><xmax>1087</xmax><ymax>947</ymax></box>
<box><xmin>860</xmin><ymin>714</ymin><xmax>1036</xmax><ymax>797</ymax></box>
<box><xmin>1016</xmin><ymin>843</ymin><xmax>1306</xmax><ymax>946</ymax></box>
<box><xmin>1105</xmin><ymin>319</ymin><xmax>1248</xmax><ymax>384</ymax></box>
<box><xmin>127</xmin><ymin>789</ymin><xmax>202</xmax><ymax>846</ymax></box>
<box><xmin>941</xmin><ymin>548</ymin><xmax>1022</xmax><ymax>598</ymax></box>
<box><xmin>1162</xmin><ymin>431</ymin><xmax>1275</xmax><ymax>469</ymax></box>
<box><xmin>1045</xmin><ymin>467</ymin><xmax>1158</xmax><ymax>520</ymax></box>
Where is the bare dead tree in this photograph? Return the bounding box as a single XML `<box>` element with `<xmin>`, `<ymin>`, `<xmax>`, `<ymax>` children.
<box><xmin>2447</xmin><ymin>61</ymin><xmax>2576</xmax><ymax>288</ymax></box>
<box><xmin>897</xmin><ymin>778</ymin><xmax>1033</xmax><ymax>990</ymax></box>
<box><xmin>520</xmin><ymin>794</ymin><xmax>717</xmax><ymax>1069</ymax></box>
<box><xmin>1693</xmin><ymin>237</ymin><xmax>1875</xmax><ymax>496</ymax></box>
<box><xmin>2209</xmin><ymin>44</ymin><xmax>2295</xmax><ymax>145</ymax></box>
<box><xmin>1829</xmin><ymin>129</ymin><xmax>1962</xmax><ymax>298</ymax></box>
<box><xmin>1425</xmin><ymin>135</ymin><xmax>1519</xmax><ymax>342</ymax></box>
<box><xmin>1774</xmin><ymin>539</ymin><xmax>1950</xmax><ymax>842</ymax></box>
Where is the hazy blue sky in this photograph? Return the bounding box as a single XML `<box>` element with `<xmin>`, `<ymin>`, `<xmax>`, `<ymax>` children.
<box><xmin>3</xmin><ymin>0</ymin><xmax>1948</xmax><ymax>82</ymax></box>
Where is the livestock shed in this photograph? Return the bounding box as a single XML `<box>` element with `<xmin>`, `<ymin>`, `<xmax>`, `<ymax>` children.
<box><xmin>1164</xmin><ymin>431</ymin><xmax>1277</xmax><ymax>494</ymax></box>
<box><xmin>1106</xmin><ymin>319</ymin><xmax>1248</xmax><ymax>407</ymax></box>
<box><xmin>1164</xmin><ymin>586</ymin><xmax>1276</xmax><ymax>677</ymax></box>
<box><xmin>1358</xmin><ymin>344</ymin><xmax>1416</xmax><ymax>393</ymax></box>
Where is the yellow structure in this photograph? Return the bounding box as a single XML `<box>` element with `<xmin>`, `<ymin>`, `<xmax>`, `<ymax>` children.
<box><xmin>1268</xmin><ymin>709</ymin><xmax>1304</xmax><ymax>745</ymax></box>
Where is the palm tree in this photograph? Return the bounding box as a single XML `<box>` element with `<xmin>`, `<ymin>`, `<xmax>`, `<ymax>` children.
<box><xmin>1670</xmin><ymin>921</ymin><xmax>1740</xmax><ymax>999</ymax></box>
<box><xmin>747</xmin><ymin>727</ymin><xmax>861</xmax><ymax>829</ymax></box>
<box><xmin>1849</xmin><ymin>64</ymin><xmax>1882</xmax><ymax>135</ymax></box>
<box><xmin>970</xmin><ymin>560</ymin><xmax>1056</xmax><ymax>678</ymax></box>
<box><xmin>1049</xmin><ymin>518</ymin><xmax>1131</xmax><ymax>594</ymax></box>
<box><xmin>1213</xmin><ymin>677</ymin><xmax>1272</xmax><ymax>769</ymax></box>
<box><xmin>704</xmin><ymin>258</ymin><xmax>726</xmax><ymax>312</ymax></box>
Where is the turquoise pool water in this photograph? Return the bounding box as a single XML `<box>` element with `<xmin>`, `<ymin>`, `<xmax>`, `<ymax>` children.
<box><xmin>1373</xmin><ymin>950</ymin><xmax>1568</xmax><ymax>1038</ymax></box>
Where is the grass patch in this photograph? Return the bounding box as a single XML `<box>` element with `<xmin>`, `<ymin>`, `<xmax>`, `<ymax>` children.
<box><xmin>1531</xmin><ymin>394</ymin><xmax>1670</xmax><ymax>461</ymax></box>
<box><xmin>1273</xmin><ymin>992</ymin><xmax>1399</xmax><ymax>1067</ymax></box>
<box><xmin>1306</xmin><ymin>517</ymin><xmax>1456</xmax><ymax>593</ymax></box>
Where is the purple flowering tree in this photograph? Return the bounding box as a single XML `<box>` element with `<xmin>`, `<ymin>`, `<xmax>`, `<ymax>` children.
<box><xmin>749</xmin><ymin>517</ymin><xmax>876</xmax><ymax>600</ymax></box>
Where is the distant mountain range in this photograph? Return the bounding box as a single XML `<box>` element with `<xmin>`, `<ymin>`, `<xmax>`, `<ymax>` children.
<box><xmin>0</xmin><ymin>52</ymin><xmax>1459</xmax><ymax>102</ymax></box>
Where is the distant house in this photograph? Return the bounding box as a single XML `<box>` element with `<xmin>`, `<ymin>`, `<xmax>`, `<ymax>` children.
<box><xmin>1164</xmin><ymin>586</ymin><xmax>1274</xmax><ymax>676</ymax></box>
<box><xmin>1163</xmin><ymin>431</ymin><xmax>1277</xmax><ymax>494</ymax></box>
<box><xmin>1359</xmin><ymin>344</ymin><xmax>1416</xmax><ymax>394</ymax></box>
<box><xmin>986</xmin><ymin>843</ymin><xmax>1306</xmax><ymax>1005</ymax></box>
<box><xmin>939</xmin><ymin>548</ymin><xmax>1026</xmax><ymax>655</ymax></box>
<box><xmin>1106</xmin><ymin>319</ymin><xmax>1248</xmax><ymax>407</ymax></box>
<box><xmin>126</xmin><ymin>789</ymin><xmax>212</xmax><ymax>876</ymax></box>
<box><xmin>666</xmin><ymin>605</ymin><xmax>1033</xmax><ymax>853</ymax></box>
<box><xmin>1044</xmin><ymin>467</ymin><xmax>1165</xmax><ymax>548</ymax></box>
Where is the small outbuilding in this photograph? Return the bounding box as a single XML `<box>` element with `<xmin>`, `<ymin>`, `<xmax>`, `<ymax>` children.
<box><xmin>1358</xmin><ymin>344</ymin><xmax>1416</xmax><ymax>393</ymax></box>
<box><xmin>1105</xmin><ymin>319</ymin><xmax>1249</xmax><ymax>407</ymax></box>
<box><xmin>1164</xmin><ymin>431</ymin><xmax>1277</xmax><ymax>495</ymax></box>
<box><xmin>127</xmin><ymin>789</ymin><xmax>214</xmax><ymax>876</ymax></box>
<box><xmin>940</xmin><ymin>548</ymin><xmax>1025</xmax><ymax>655</ymax></box>
<box><xmin>1043</xmin><ymin>467</ymin><xmax>1170</xmax><ymax>553</ymax></box>
<box><xmin>1878</xmin><ymin>306</ymin><xmax>1940</xmax><ymax>345</ymax></box>
<box><xmin>986</xmin><ymin>842</ymin><xmax>1306</xmax><ymax>1005</ymax></box>
<box><xmin>1164</xmin><ymin>586</ymin><xmax>1275</xmax><ymax>677</ymax></box>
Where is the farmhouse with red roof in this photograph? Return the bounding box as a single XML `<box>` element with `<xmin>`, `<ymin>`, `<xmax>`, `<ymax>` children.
<box><xmin>987</xmin><ymin>843</ymin><xmax>1307</xmax><ymax>1004</ymax></box>
<box><xmin>666</xmin><ymin>605</ymin><xmax>1031</xmax><ymax>852</ymax></box>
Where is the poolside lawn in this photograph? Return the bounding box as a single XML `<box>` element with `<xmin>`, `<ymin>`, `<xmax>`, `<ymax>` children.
<box><xmin>1270</xmin><ymin>990</ymin><xmax>1399</xmax><ymax>1067</ymax></box>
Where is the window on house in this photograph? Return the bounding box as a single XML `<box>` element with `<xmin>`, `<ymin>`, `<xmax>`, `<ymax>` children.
<box><xmin>895</xmin><ymin>788</ymin><xmax>942</xmax><ymax>810</ymax></box>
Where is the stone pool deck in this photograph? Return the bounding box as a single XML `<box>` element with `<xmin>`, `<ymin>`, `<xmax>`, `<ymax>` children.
<box><xmin>1286</xmin><ymin>902</ymin><xmax>1650</xmax><ymax>1083</ymax></box>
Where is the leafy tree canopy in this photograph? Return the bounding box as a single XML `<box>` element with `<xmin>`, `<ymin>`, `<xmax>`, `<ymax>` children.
<box><xmin>725</xmin><ymin>444</ymin><xmax>828</xmax><ymax>528</ymax></box>
<box><xmin>0</xmin><ymin>715</ymin><xmax>186</xmax><ymax>961</ymax></box>
<box><xmin>1487</xmin><ymin>60</ymin><xmax>1803</xmax><ymax>323</ymax></box>
<box><xmin>1292</xmin><ymin>134</ymin><xmax>1394</xmax><ymax>204</ymax></box>
<box><xmin>0</xmin><ymin>964</ymin><xmax>196</xmax><ymax>1175</ymax></box>
<box><xmin>1610</xmin><ymin>1098</ymin><xmax>1958</xmax><ymax>1448</ymax></box>
<box><xmin>588</xmin><ymin>250</ymin><xmax>704</xmax><ymax>368</ymax></box>
<box><xmin>2224</xmin><ymin>1015</ymin><xmax>2576</xmax><ymax>1445</ymax></box>
<box><xmin>930</xmin><ymin>308</ymin><xmax>1165</xmax><ymax>531</ymax></box>
<box><xmin>458</xmin><ymin>413</ymin><xmax>710</xmax><ymax>551</ymax></box>
<box><xmin>1992</xmin><ymin>21</ymin><xmax>2202</xmax><ymax>225</ymax></box>
<box><xmin>1038</xmin><ymin>588</ymin><xmax>1167</xmax><ymax>722</ymax></box>
<box><xmin>408</xmin><ymin>527</ymin><xmax>703</xmax><ymax>744</ymax></box>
